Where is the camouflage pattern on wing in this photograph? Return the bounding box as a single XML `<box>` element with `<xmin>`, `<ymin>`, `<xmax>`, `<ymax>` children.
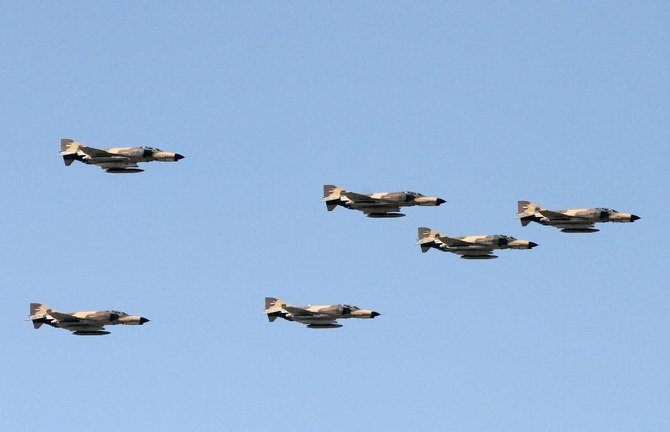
<box><xmin>341</xmin><ymin>191</ymin><xmax>389</xmax><ymax>204</ymax></box>
<box><xmin>436</xmin><ymin>235</ymin><xmax>480</xmax><ymax>247</ymax></box>
<box><xmin>77</xmin><ymin>146</ymin><xmax>123</xmax><ymax>159</ymax></box>
<box><xmin>537</xmin><ymin>209</ymin><xmax>581</xmax><ymax>220</ymax></box>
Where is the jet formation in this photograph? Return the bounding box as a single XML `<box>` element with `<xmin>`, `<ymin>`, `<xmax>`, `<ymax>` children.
<box><xmin>417</xmin><ymin>227</ymin><xmax>538</xmax><ymax>259</ymax></box>
<box><xmin>517</xmin><ymin>201</ymin><xmax>640</xmax><ymax>233</ymax></box>
<box><xmin>59</xmin><ymin>138</ymin><xmax>185</xmax><ymax>173</ymax></box>
<box><xmin>264</xmin><ymin>297</ymin><xmax>380</xmax><ymax>329</ymax></box>
<box><xmin>29</xmin><ymin>303</ymin><xmax>149</xmax><ymax>336</ymax></box>
<box><xmin>32</xmin><ymin>155</ymin><xmax>642</xmax><ymax>336</ymax></box>
<box><xmin>323</xmin><ymin>184</ymin><xmax>445</xmax><ymax>218</ymax></box>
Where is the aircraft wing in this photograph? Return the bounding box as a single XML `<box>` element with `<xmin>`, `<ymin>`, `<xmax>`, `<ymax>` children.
<box><xmin>437</xmin><ymin>236</ymin><xmax>482</xmax><ymax>247</ymax></box>
<box><xmin>283</xmin><ymin>305</ymin><xmax>319</xmax><ymax>317</ymax></box>
<box><xmin>538</xmin><ymin>209</ymin><xmax>586</xmax><ymax>220</ymax></box>
<box><xmin>283</xmin><ymin>306</ymin><xmax>337</xmax><ymax>324</ymax></box>
<box><xmin>340</xmin><ymin>192</ymin><xmax>402</xmax><ymax>215</ymax></box>
<box><xmin>49</xmin><ymin>311</ymin><xmax>108</xmax><ymax>334</ymax></box>
<box><xmin>78</xmin><ymin>146</ymin><xmax>121</xmax><ymax>159</ymax></box>
<box><xmin>342</xmin><ymin>192</ymin><xmax>393</xmax><ymax>205</ymax></box>
<box><xmin>48</xmin><ymin>311</ymin><xmax>83</xmax><ymax>322</ymax></box>
<box><xmin>80</xmin><ymin>147</ymin><xmax>138</xmax><ymax>169</ymax></box>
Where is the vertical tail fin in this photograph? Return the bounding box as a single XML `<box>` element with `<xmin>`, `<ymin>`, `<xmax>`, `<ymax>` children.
<box><xmin>417</xmin><ymin>227</ymin><xmax>442</xmax><ymax>253</ymax></box>
<box><xmin>60</xmin><ymin>139</ymin><xmax>74</xmax><ymax>152</ymax></box>
<box><xmin>29</xmin><ymin>303</ymin><xmax>51</xmax><ymax>329</ymax></box>
<box><xmin>518</xmin><ymin>200</ymin><xmax>542</xmax><ymax>214</ymax></box>
<box><xmin>323</xmin><ymin>185</ymin><xmax>344</xmax><ymax>211</ymax></box>
<box><xmin>264</xmin><ymin>297</ymin><xmax>289</xmax><ymax>322</ymax></box>
<box><xmin>323</xmin><ymin>185</ymin><xmax>343</xmax><ymax>199</ymax></box>
<box><xmin>517</xmin><ymin>201</ymin><xmax>542</xmax><ymax>226</ymax></box>
<box><xmin>60</xmin><ymin>138</ymin><xmax>81</xmax><ymax>166</ymax></box>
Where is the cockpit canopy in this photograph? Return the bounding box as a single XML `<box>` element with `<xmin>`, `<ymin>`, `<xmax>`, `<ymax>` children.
<box><xmin>142</xmin><ymin>147</ymin><xmax>163</xmax><ymax>152</ymax></box>
<box><xmin>404</xmin><ymin>191</ymin><xmax>424</xmax><ymax>197</ymax></box>
<box><xmin>340</xmin><ymin>304</ymin><xmax>359</xmax><ymax>311</ymax></box>
<box><xmin>108</xmin><ymin>310</ymin><xmax>128</xmax><ymax>316</ymax></box>
<box><xmin>497</xmin><ymin>235</ymin><xmax>516</xmax><ymax>240</ymax></box>
<box><xmin>597</xmin><ymin>208</ymin><xmax>617</xmax><ymax>213</ymax></box>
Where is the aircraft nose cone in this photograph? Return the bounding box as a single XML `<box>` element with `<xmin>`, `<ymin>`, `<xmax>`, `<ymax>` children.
<box><xmin>436</xmin><ymin>198</ymin><xmax>446</xmax><ymax>206</ymax></box>
<box><xmin>528</xmin><ymin>242</ymin><xmax>538</xmax><ymax>248</ymax></box>
<box><xmin>139</xmin><ymin>317</ymin><xmax>150</xmax><ymax>324</ymax></box>
<box><xmin>174</xmin><ymin>153</ymin><xmax>185</xmax><ymax>161</ymax></box>
<box><xmin>371</xmin><ymin>311</ymin><xmax>380</xmax><ymax>318</ymax></box>
<box><xmin>630</xmin><ymin>214</ymin><xmax>640</xmax><ymax>222</ymax></box>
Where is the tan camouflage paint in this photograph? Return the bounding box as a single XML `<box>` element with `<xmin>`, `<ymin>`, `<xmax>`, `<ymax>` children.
<box><xmin>322</xmin><ymin>184</ymin><xmax>445</xmax><ymax>217</ymax></box>
<box><xmin>29</xmin><ymin>303</ymin><xmax>149</xmax><ymax>335</ymax></box>
<box><xmin>517</xmin><ymin>201</ymin><xmax>640</xmax><ymax>231</ymax></box>
<box><xmin>264</xmin><ymin>297</ymin><xmax>380</xmax><ymax>329</ymax></box>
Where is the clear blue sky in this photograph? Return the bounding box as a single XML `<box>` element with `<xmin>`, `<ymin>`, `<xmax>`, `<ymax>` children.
<box><xmin>1</xmin><ymin>2</ymin><xmax>668</xmax><ymax>430</ymax></box>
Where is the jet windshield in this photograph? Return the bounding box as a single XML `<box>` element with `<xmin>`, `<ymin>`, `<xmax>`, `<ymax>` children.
<box><xmin>143</xmin><ymin>147</ymin><xmax>163</xmax><ymax>152</ymax></box>
<box><xmin>597</xmin><ymin>208</ymin><xmax>617</xmax><ymax>212</ymax></box>
<box><xmin>404</xmin><ymin>191</ymin><xmax>424</xmax><ymax>197</ymax></box>
<box><xmin>342</xmin><ymin>305</ymin><xmax>359</xmax><ymax>310</ymax></box>
<box><xmin>109</xmin><ymin>310</ymin><xmax>128</xmax><ymax>316</ymax></box>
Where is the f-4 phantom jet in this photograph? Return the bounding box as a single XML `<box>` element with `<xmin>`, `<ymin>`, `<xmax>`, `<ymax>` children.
<box><xmin>59</xmin><ymin>138</ymin><xmax>185</xmax><ymax>173</ymax></box>
<box><xmin>417</xmin><ymin>227</ymin><xmax>538</xmax><ymax>259</ymax></box>
<box><xmin>517</xmin><ymin>201</ymin><xmax>640</xmax><ymax>233</ymax></box>
<box><xmin>28</xmin><ymin>303</ymin><xmax>149</xmax><ymax>335</ymax></box>
<box><xmin>323</xmin><ymin>184</ymin><xmax>445</xmax><ymax>218</ymax></box>
<box><xmin>264</xmin><ymin>297</ymin><xmax>380</xmax><ymax>329</ymax></box>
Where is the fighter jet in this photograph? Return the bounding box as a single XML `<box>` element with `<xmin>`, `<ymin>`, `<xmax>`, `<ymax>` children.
<box><xmin>28</xmin><ymin>303</ymin><xmax>149</xmax><ymax>335</ymax></box>
<box><xmin>417</xmin><ymin>227</ymin><xmax>538</xmax><ymax>259</ymax></box>
<box><xmin>323</xmin><ymin>184</ymin><xmax>445</xmax><ymax>218</ymax></box>
<box><xmin>59</xmin><ymin>138</ymin><xmax>185</xmax><ymax>173</ymax></box>
<box><xmin>517</xmin><ymin>201</ymin><xmax>640</xmax><ymax>233</ymax></box>
<box><xmin>264</xmin><ymin>297</ymin><xmax>380</xmax><ymax>329</ymax></box>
